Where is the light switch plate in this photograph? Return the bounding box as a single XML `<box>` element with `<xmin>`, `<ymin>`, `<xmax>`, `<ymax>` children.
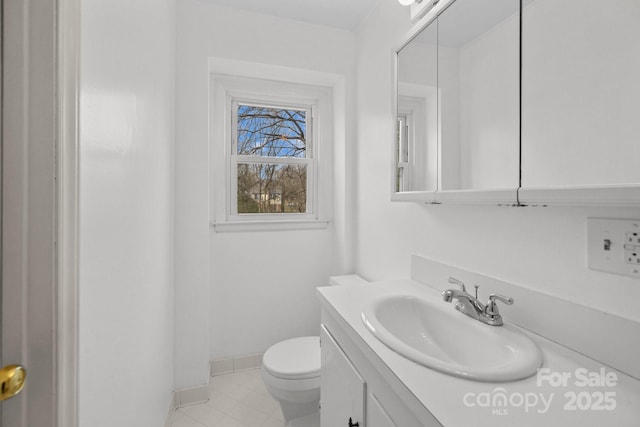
<box><xmin>587</xmin><ymin>218</ymin><xmax>640</xmax><ymax>279</ymax></box>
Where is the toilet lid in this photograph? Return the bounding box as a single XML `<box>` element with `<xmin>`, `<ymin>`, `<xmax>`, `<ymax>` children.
<box><xmin>263</xmin><ymin>336</ymin><xmax>320</xmax><ymax>380</ymax></box>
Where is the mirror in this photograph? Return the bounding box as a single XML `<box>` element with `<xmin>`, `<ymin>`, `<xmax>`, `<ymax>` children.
<box><xmin>395</xmin><ymin>20</ymin><xmax>438</xmax><ymax>193</ymax></box>
<box><xmin>394</xmin><ymin>0</ymin><xmax>521</xmax><ymax>198</ymax></box>
<box><xmin>437</xmin><ymin>0</ymin><xmax>520</xmax><ymax>192</ymax></box>
<box><xmin>521</xmin><ymin>0</ymin><xmax>640</xmax><ymax>188</ymax></box>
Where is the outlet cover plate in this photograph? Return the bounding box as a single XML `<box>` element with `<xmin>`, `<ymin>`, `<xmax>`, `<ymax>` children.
<box><xmin>587</xmin><ymin>218</ymin><xmax>640</xmax><ymax>279</ymax></box>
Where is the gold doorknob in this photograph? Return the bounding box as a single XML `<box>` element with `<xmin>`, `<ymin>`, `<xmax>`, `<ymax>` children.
<box><xmin>0</xmin><ymin>364</ymin><xmax>26</xmax><ymax>401</ymax></box>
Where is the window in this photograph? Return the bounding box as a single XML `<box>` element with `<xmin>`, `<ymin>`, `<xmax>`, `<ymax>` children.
<box><xmin>396</xmin><ymin>112</ymin><xmax>411</xmax><ymax>192</ymax></box>
<box><xmin>210</xmin><ymin>73</ymin><xmax>332</xmax><ymax>231</ymax></box>
<box><xmin>232</xmin><ymin>101</ymin><xmax>313</xmax><ymax>215</ymax></box>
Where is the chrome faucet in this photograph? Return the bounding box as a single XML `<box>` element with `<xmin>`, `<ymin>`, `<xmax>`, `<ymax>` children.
<box><xmin>442</xmin><ymin>277</ymin><xmax>513</xmax><ymax>326</ymax></box>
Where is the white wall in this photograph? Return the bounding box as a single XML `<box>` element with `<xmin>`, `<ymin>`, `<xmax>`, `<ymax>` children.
<box><xmin>79</xmin><ymin>0</ymin><xmax>175</xmax><ymax>425</ymax></box>
<box><xmin>175</xmin><ymin>0</ymin><xmax>356</xmax><ymax>388</ymax></box>
<box><xmin>356</xmin><ymin>1</ymin><xmax>640</xmax><ymax>322</ymax></box>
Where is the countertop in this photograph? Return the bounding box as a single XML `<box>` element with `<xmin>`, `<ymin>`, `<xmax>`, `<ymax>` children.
<box><xmin>317</xmin><ymin>279</ymin><xmax>640</xmax><ymax>426</ymax></box>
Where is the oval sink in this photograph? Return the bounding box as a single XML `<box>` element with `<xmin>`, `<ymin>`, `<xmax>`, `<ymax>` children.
<box><xmin>361</xmin><ymin>295</ymin><xmax>542</xmax><ymax>382</ymax></box>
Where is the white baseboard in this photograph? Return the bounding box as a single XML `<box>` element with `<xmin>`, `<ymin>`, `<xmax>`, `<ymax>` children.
<box><xmin>174</xmin><ymin>384</ymin><xmax>209</xmax><ymax>408</ymax></box>
<box><xmin>164</xmin><ymin>392</ymin><xmax>175</xmax><ymax>427</ymax></box>
<box><xmin>210</xmin><ymin>353</ymin><xmax>263</xmax><ymax>376</ymax></box>
<box><xmin>170</xmin><ymin>352</ymin><xmax>261</xmax><ymax>417</ymax></box>
<box><xmin>165</xmin><ymin>381</ymin><xmax>210</xmax><ymax>425</ymax></box>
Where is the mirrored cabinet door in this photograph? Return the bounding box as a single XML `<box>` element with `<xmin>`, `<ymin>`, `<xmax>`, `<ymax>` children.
<box><xmin>437</xmin><ymin>0</ymin><xmax>520</xmax><ymax>194</ymax></box>
<box><xmin>393</xmin><ymin>0</ymin><xmax>520</xmax><ymax>203</ymax></box>
<box><xmin>395</xmin><ymin>20</ymin><xmax>439</xmax><ymax>197</ymax></box>
<box><xmin>521</xmin><ymin>0</ymin><xmax>640</xmax><ymax>195</ymax></box>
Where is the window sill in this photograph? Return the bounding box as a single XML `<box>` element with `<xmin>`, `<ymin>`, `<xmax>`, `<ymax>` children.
<box><xmin>211</xmin><ymin>219</ymin><xmax>330</xmax><ymax>233</ymax></box>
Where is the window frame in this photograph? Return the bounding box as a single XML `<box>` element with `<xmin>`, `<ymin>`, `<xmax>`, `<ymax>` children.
<box><xmin>210</xmin><ymin>74</ymin><xmax>332</xmax><ymax>232</ymax></box>
<box><xmin>230</xmin><ymin>98</ymin><xmax>316</xmax><ymax>220</ymax></box>
<box><xmin>396</xmin><ymin>111</ymin><xmax>412</xmax><ymax>192</ymax></box>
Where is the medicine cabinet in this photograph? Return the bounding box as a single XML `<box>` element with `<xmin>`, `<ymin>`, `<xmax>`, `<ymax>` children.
<box><xmin>393</xmin><ymin>0</ymin><xmax>640</xmax><ymax>206</ymax></box>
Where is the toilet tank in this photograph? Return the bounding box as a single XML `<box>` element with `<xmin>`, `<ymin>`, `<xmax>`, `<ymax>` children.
<box><xmin>328</xmin><ymin>275</ymin><xmax>368</xmax><ymax>287</ymax></box>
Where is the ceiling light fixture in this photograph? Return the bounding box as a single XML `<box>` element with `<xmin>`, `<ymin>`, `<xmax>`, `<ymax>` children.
<box><xmin>398</xmin><ymin>0</ymin><xmax>423</xmax><ymax>6</ymax></box>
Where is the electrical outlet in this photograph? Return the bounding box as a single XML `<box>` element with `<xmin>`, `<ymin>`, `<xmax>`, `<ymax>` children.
<box><xmin>587</xmin><ymin>218</ymin><xmax>640</xmax><ymax>279</ymax></box>
<box><xmin>625</xmin><ymin>247</ymin><xmax>640</xmax><ymax>265</ymax></box>
<box><xmin>626</xmin><ymin>231</ymin><xmax>640</xmax><ymax>245</ymax></box>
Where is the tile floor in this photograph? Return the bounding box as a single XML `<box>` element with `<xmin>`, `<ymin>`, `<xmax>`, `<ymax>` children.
<box><xmin>171</xmin><ymin>369</ymin><xmax>285</xmax><ymax>427</ymax></box>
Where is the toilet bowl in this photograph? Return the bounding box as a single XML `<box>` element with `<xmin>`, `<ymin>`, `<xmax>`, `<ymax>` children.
<box><xmin>261</xmin><ymin>275</ymin><xmax>368</xmax><ymax>426</ymax></box>
<box><xmin>262</xmin><ymin>336</ymin><xmax>321</xmax><ymax>426</ymax></box>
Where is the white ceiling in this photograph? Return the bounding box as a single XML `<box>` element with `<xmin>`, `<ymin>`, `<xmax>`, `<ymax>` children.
<box><xmin>199</xmin><ymin>0</ymin><xmax>381</xmax><ymax>31</ymax></box>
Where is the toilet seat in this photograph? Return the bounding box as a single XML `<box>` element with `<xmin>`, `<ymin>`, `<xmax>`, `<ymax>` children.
<box><xmin>262</xmin><ymin>336</ymin><xmax>320</xmax><ymax>380</ymax></box>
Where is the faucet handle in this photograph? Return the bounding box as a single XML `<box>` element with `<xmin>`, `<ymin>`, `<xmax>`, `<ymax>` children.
<box><xmin>485</xmin><ymin>294</ymin><xmax>514</xmax><ymax>315</ymax></box>
<box><xmin>447</xmin><ymin>277</ymin><xmax>466</xmax><ymax>292</ymax></box>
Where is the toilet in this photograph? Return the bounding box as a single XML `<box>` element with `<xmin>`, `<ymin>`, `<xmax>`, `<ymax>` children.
<box><xmin>262</xmin><ymin>336</ymin><xmax>321</xmax><ymax>426</ymax></box>
<box><xmin>261</xmin><ymin>275</ymin><xmax>368</xmax><ymax>427</ymax></box>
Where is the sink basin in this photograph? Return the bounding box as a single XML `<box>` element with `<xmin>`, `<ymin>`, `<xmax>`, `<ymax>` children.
<box><xmin>361</xmin><ymin>295</ymin><xmax>543</xmax><ymax>382</ymax></box>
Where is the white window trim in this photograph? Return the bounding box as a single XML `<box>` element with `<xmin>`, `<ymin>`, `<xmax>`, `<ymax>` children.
<box><xmin>210</xmin><ymin>72</ymin><xmax>332</xmax><ymax>232</ymax></box>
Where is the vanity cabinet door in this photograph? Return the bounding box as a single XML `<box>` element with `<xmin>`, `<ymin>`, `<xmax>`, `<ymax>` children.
<box><xmin>367</xmin><ymin>393</ymin><xmax>397</xmax><ymax>427</ymax></box>
<box><xmin>320</xmin><ymin>325</ymin><xmax>365</xmax><ymax>427</ymax></box>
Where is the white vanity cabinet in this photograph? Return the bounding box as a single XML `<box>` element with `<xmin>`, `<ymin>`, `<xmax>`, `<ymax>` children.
<box><xmin>366</xmin><ymin>393</ymin><xmax>397</xmax><ymax>427</ymax></box>
<box><xmin>320</xmin><ymin>309</ymin><xmax>441</xmax><ymax>427</ymax></box>
<box><xmin>320</xmin><ymin>325</ymin><xmax>365</xmax><ymax>427</ymax></box>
